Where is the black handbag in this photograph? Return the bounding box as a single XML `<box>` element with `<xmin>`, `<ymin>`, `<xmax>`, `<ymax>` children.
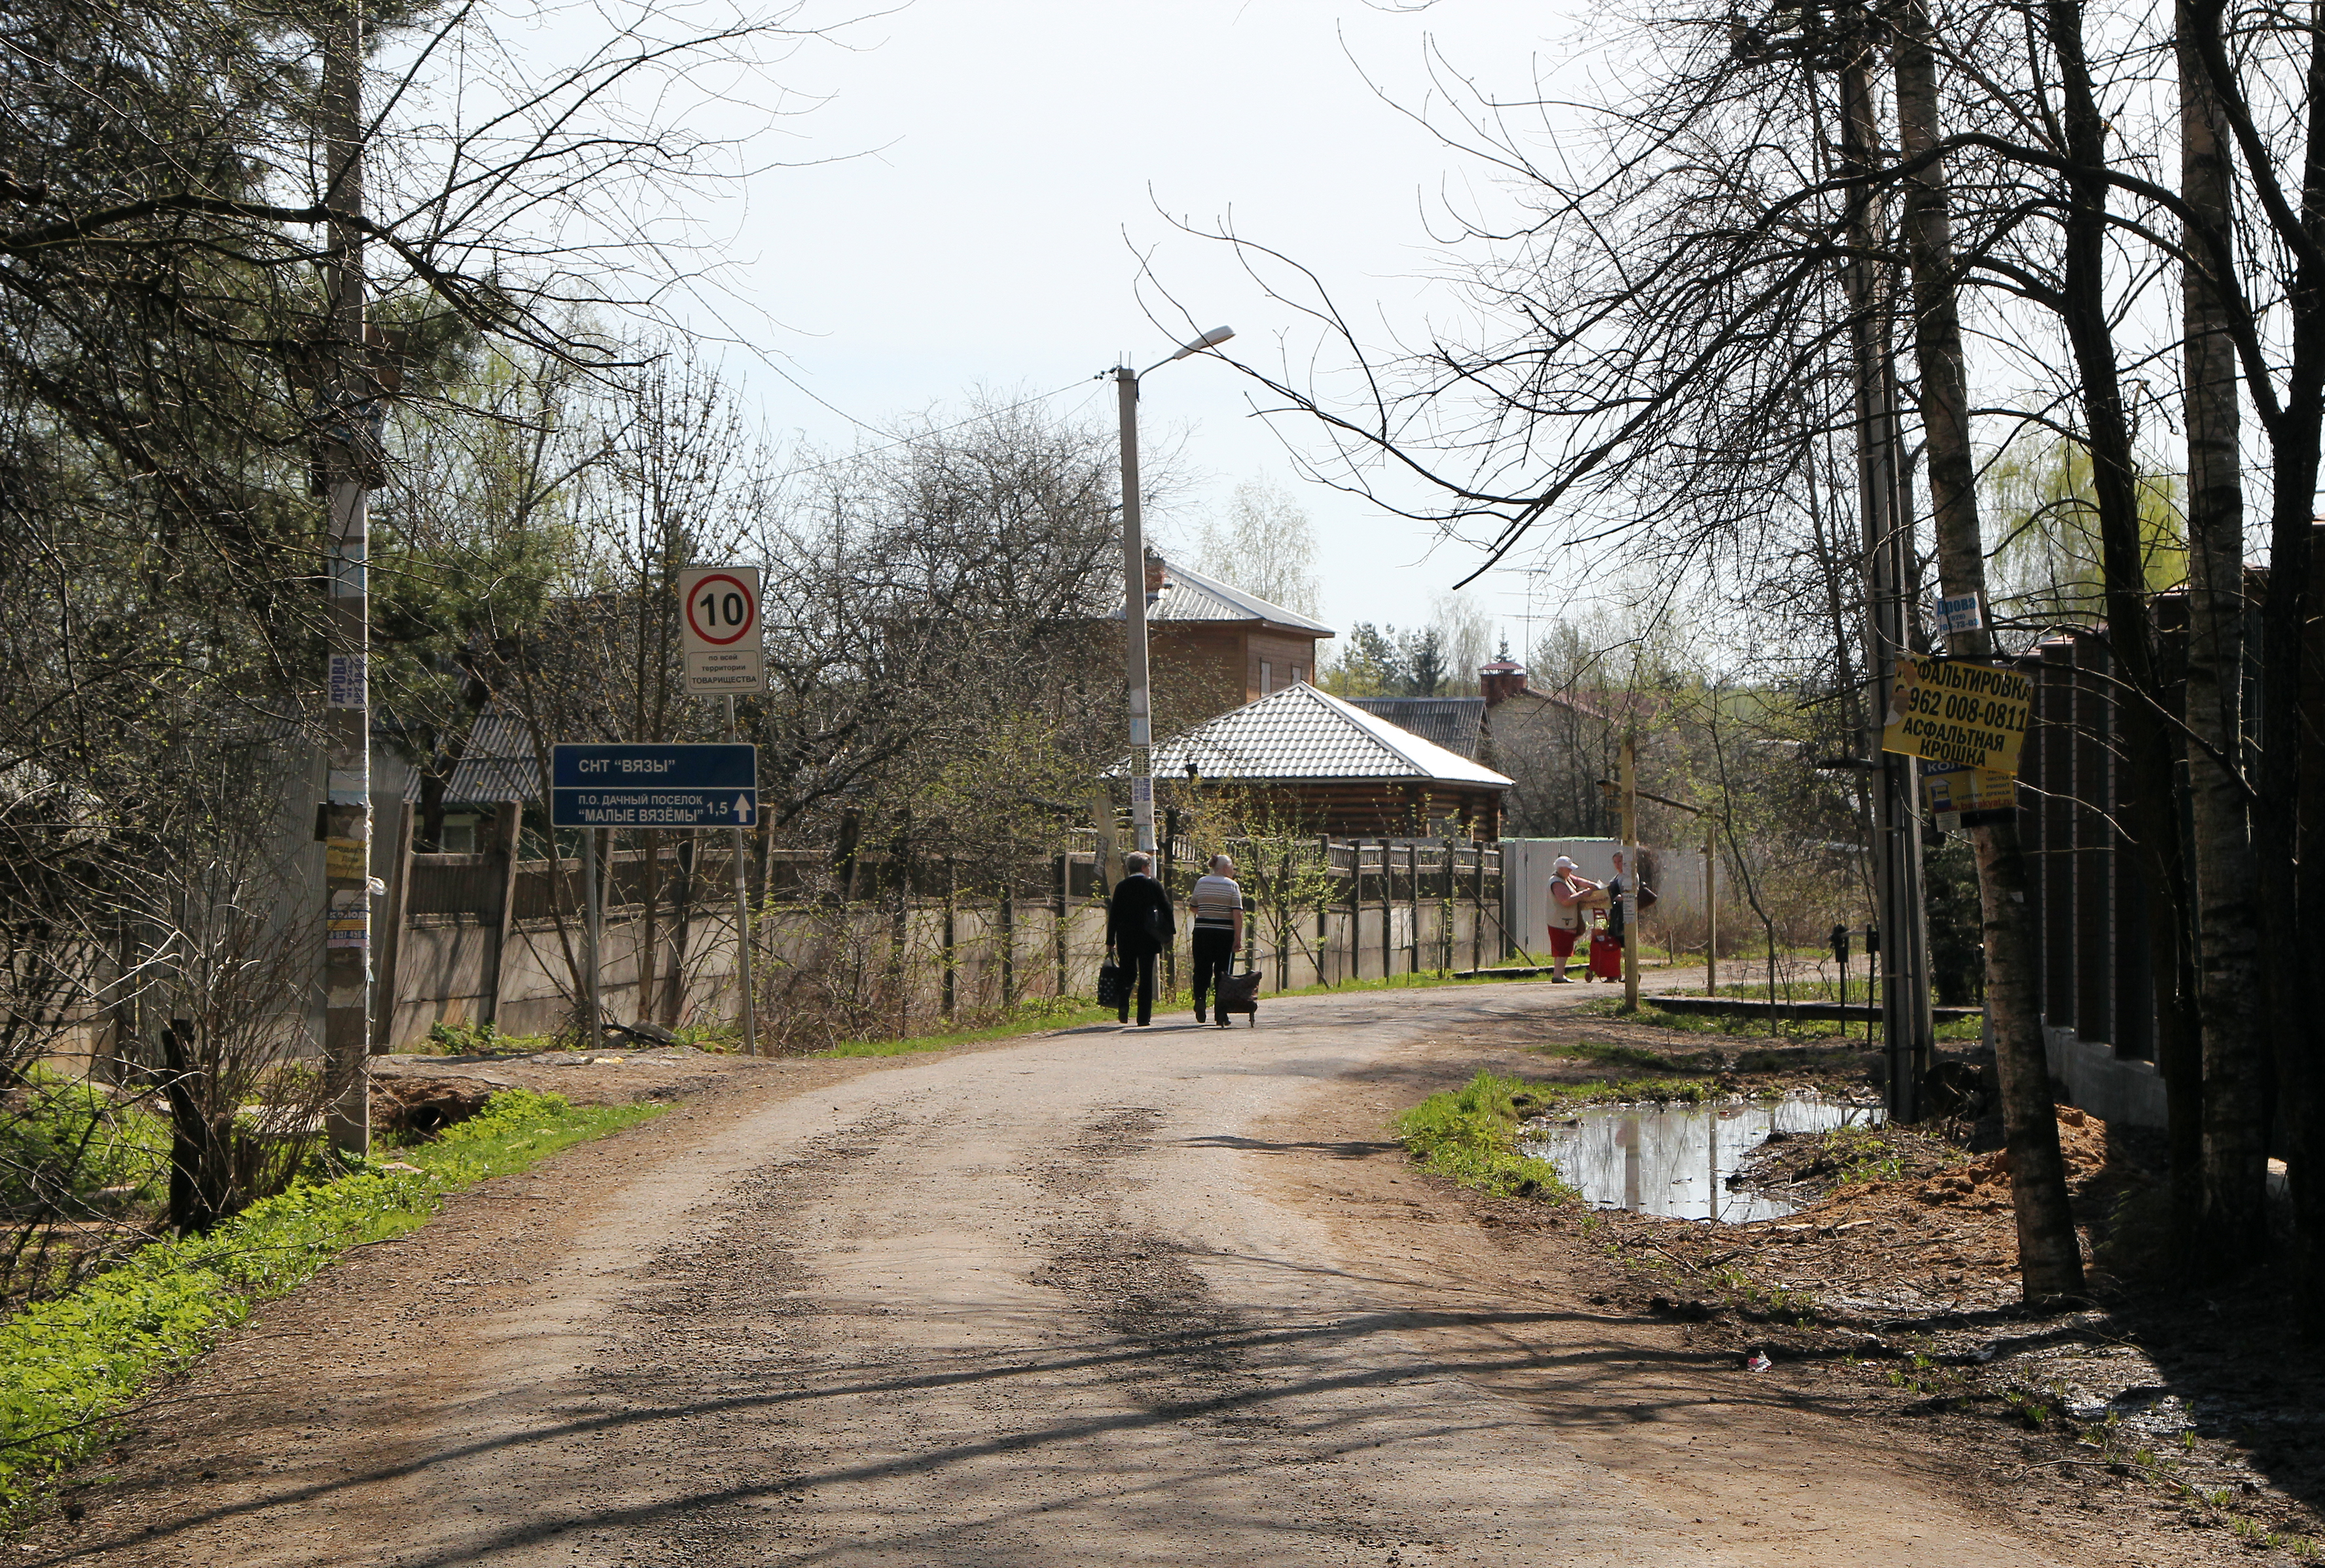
<box><xmin>1096</xmin><ymin>959</ymin><xmax>1129</xmax><ymax>1008</ymax></box>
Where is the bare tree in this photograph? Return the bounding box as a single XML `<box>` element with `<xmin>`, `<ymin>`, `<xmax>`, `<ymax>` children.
<box><xmin>1184</xmin><ymin>476</ymin><xmax>1322</xmax><ymax>615</ymax></box>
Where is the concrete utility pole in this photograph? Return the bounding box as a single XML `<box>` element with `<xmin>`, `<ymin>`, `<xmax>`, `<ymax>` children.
<box><xmin>1111</xmin><ymin>327</ymin><xmax>1234</xmax><ymax>857</ymax></box>
<box><xmin>1727</xmin><ymin>3</ymin><xmax>1937</xmax><ymax>1122</ymax></box>
<box><xmin>1113</xmin><ymin>367</ymin><xmax>1157</xmax><ymax>856</ymax></box>
<box><xmin>319</xmin><ymin>0</ymin><xmax>371</xmax><ymax>1155</ymax></box>
<box><xmin>1836</xmin><ymin>32</ymin><xmax>1937</xmax><ymax>1122</ymax></box>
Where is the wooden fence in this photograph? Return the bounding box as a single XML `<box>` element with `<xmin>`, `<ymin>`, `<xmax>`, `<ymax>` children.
<box><xmin>376</xmin><ymin>822</ymin><xmax>1510</xmax><ymax>1050</ymax></box>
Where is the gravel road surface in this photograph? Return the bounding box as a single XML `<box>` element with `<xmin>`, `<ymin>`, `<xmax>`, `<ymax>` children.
<box><xmin>33</xmin><ymin>982</ymin><xmax>2119</xmax><ymax>1566</ymax></box>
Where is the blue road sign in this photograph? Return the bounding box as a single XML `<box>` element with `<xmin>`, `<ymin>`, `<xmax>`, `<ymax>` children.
<box><xmin>550</xmin><ymin>743</ymin><xmax>758</xmax><ymax>829</ymax></box>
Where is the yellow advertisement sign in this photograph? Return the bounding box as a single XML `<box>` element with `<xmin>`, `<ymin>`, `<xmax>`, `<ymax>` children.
<box><xmin>1921</xmin><ymin>762</ymin><xmax>2017</xmax><ymax>825</ymax></box>
<box><xmin>1881</xmin><ymin>656</ymin><xmax>2032</xmax><ymax>774</ymax></box>
<box><xmin>325</xmin><ymin>837</ymin><xmax>367</xmax><ymax>885</ymax></box>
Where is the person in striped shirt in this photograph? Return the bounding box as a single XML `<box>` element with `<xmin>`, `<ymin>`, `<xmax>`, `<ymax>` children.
<box><xmin>1189</xmin><ymin>853</ymin><xmax>1245</xmax><ymax>1027</ymax></box>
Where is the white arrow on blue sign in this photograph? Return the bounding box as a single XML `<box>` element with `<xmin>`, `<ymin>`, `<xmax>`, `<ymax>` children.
<box><xmin>550</xmin><ymin>743</ymin><xmax>758</xmax><ymax>829</ymax></box>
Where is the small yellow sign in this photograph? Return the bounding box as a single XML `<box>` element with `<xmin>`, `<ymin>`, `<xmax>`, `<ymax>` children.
<box><xmin>1881</xmin><ymin>656</ymin><xmax>2032</xmax><ymax>774</ymax></box>
<box><xmin>325</xmin><ymin>837</ymin><xmax>367</xmax><ymax>884</ymax></box>
<box><xmin>1921</xmin><ymin>762</ymin><xmax>2017</xmax><ymax>822</ymax></box>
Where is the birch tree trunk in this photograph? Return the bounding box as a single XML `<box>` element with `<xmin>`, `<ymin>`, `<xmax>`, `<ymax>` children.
<box><xmin>2046</xmin><ymin>0</ymin><xmax>2203</xmax><ymax>1294</ymax></box>
<box><xmin>1894</xmin><ymin>2</ymin><xmax>2082</xmax><ymax>1299</ymax></box>
<box><xmin>2178</xmin><ymin>0</ymin><xmax>2267</xmax><ymax>1274</ymax></box>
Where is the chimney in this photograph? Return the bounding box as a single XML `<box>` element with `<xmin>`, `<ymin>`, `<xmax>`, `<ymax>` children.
<box><xmin>1480</xmin><ymin>654</ymin><xmax>1527</xmax><ymax>707</ymax></box>
<box><xmin>1144</xmin><ymin>548</ymin><xmax>1168</xmax><ymax>605</ymax></box>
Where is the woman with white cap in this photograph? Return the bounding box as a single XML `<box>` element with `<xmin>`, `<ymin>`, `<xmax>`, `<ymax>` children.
<box><xmin>1546</xmin><ymin>855</ymin><xmax>1607</xmax><ymax>983</ymax></box>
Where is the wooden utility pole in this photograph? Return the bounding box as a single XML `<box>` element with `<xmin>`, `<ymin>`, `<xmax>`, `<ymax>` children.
<box><xmin>1620</xmin><ymin>736</ymin><xmax>1640</xmax><ymax>1010</ymax></box>
<box><xmin>1602</xmin><ymin>772</ymin><xmax>1717</xmax><ymax>996</ymax></box>
<box><xmin>1704</xmin><ymin>820</ymin><xmax>1720</xmax><ymax>993</ymax></box>
<box><xmin>318</xmin><ymin>0</ymin><xmax>371</xmax><ymax>1154</ymax></box>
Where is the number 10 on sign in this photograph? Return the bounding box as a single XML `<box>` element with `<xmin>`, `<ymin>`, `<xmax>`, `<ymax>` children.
<box><xmin>677</xmin><ymin>565</ymin><xmax>766</xmax><ymax>694</ymax></box>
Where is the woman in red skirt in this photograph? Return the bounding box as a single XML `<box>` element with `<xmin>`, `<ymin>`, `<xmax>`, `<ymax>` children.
<box><xmin>1547</xmin><ymin>855</ymin><xmax>1607</xmax><ymax>983</ymax></box>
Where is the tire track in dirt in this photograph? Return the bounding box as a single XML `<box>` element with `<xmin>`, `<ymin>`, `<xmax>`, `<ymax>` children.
<box><xmin>16</xmin><ymin>977</ymin><xmax>2211</xmax><ymax>1566</ymax></box>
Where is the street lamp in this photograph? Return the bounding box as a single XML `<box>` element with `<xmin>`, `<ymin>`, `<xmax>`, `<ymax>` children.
<box><xmin>1114</xmin><ymin>325</ymin><xmax>1235</xmax><ymax>854</ymax></box>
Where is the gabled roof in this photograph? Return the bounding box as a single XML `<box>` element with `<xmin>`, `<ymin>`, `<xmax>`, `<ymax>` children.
<box><xmin>1116</xmin><ymin>556</ymin><xmax>1335</xmax><ymax>637</ymax></box>
<box><xmin>1114</xmin><ymin>683</ymin><xmax>1511</xmax><ymax>789</ymax></box>
<box><xmin>399</xmin><ymin>711</ymin><xmax>541</xmax><ymax>805</ymax></box>
<box><xmin>1345</xmin><ymin>696</ymin><xmax>1487</xmax><ymax>760</ymax></box>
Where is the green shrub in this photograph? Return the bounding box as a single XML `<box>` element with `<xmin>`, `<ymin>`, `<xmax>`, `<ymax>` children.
<box><xmin>1396</xmin><ymin>1073</ymin><xmax>1578</xmax><ymax>1200</ymax></box>
<box><xmin>1814</xmin><ymin>1124</ymin><xmax>1905</xmax><ymax>1186</ymax></box>
<box><xmin>0</xmin><ymin>1089</ymin><xmax>657</xmax><ymax>1519</ymax></box>
<box><xmin>423</xmin><ymin>1018</ymin><xmax>510</xmax><ymax>1054</ymax></box>
<box><xmin>0</xmin><ymin>1073</ymin><xmax>170</xmax><ymax>1213</ymax></box>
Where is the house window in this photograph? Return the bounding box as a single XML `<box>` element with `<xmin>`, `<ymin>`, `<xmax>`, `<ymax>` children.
<box><xmin>1261</xmin><ymin>660</ymin><xmax>1275</xmax><ymax>694</ymax></box>
<box><xmin>1290</xmin><ymin>664</ymin><xmax>1305</xmax><ymax>686</ymax></box>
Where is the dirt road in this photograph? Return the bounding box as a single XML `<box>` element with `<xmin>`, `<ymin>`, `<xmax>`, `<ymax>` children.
<box><xmin>35</xmin><ymin>984</ymin><xmax>2135</xmax><ymax>1565</ymax></box>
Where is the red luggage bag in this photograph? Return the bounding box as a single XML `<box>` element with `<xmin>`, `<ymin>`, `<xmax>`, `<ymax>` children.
<box><xmin>1587</xmin><ymin>919</ymin><xmax>1623</xmax><ymax>982</ymax></box>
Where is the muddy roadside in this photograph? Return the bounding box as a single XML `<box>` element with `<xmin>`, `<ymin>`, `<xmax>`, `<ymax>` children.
<box><xmin>367</xmin><ymin>1041</ymin><xmax>755</xmax><ymax>1125</ymax></box>
<box><xmin>1367</xmin><ymin>1003</ymin><xmax>2324</xmax><ymax>1566</ymax></box>
<box><xmin>4</xmin><ymin>1030</ymin><xmax>1089</xmax><ymax>1563</ymax></box>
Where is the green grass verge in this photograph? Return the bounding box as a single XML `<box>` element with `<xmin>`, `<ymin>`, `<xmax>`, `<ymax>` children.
<box><xmin>1542</xmin><ymin>1039</ymin><xmax>1722</xmax><ymax>1074</ymax></box>
<box><xmin>815</xmin><ymin>1000</ymin><xmax>1122</xmax><ymax>1058</ymax></box>
<box><xmin>1572</xmin><ymin>995</ymin><xmax>1842</xmax><ymax>1039</ymax></box>
<box><xmin>1395</xmin><ymin>1072</ymin><xmax>1579</xmax><ymax>1200</ymax></box>
<box><xmin>1567</xmin><ymin>995</ymin><xmax>1981</xmax><ymax>1044</ymax></box>
<box><xmin>0</xmin><ymin>1089</ymin><xmax>659</xmax><ymax>1520</ymax></box>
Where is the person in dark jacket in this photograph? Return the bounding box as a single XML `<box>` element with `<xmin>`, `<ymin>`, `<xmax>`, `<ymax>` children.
<box><xmin>1105</xmin><ymin>851</ymin><xmax>1174</xmax><ymax>1026</ymax></box>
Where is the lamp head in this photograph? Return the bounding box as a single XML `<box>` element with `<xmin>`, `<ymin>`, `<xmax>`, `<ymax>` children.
<box><xmin>1168</xmin><ymin>325</ymin><xmax>1236</xmax><ymax>361</ymax></box>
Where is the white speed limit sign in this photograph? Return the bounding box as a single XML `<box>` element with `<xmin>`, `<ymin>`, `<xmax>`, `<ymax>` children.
<box><xmin>677</xmin><ymin>565</ymin><xmax>766</xmax><ymax>693</ymax></box>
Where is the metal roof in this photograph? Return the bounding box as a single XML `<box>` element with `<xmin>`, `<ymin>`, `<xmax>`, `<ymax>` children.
<box><xmin>399</xmin><ymin>711</ymin><xmax>542</xmax><ymax>805</ymax></box>
<box><xmin>1344</xmin><ymin>696</ymin><xmax>1486</xmax><ymax>760</ymax></box>
<box><xmin>1116</xmin><ymin>683</ymin><xmax>1511</xmax><ymax>788</ymax></box>
<box><xmin>1116</xmin><ymin>556</ymin><xmax>1335</xmax><ymax>637</ymax></box>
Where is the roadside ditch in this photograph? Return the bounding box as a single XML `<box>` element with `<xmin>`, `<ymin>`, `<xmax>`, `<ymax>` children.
<box><xmin>1392</xmin><ymin>1003</ymin><xmax>2325</xmax><ymax>1565</ymax></box>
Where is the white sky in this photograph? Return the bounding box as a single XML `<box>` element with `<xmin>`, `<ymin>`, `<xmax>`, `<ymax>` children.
<box><xmin>692</xmin><ymin>0</ymin><xmax>1596</xmax><ymax>660</ymax></box>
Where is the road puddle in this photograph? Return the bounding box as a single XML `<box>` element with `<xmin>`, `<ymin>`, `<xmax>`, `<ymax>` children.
<box><xmin>1521</xmin><ymin>1094</ymin><xmax>1884</xmax><ymax>1221</ymax></box>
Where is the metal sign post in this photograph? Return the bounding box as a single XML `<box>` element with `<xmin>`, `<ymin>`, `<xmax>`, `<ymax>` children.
<box><xmin>725</xmin><ymin>696</ymin><xmax>758</xmax><ymax>1058</ymax></box>
<box><xmin>581</xmin><ymin>823</ymin><xmax>603</xmax><ymax>1046</ymax></box>
<box><xmin>552</xmin><ymin>742</ymin><xmax>757</xmax><ymax>1046</ymax></box>
<box><xmin>676</xmin><ymin>564</ymin><xmax>766</xmax><ymax>1056</ymax></box>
